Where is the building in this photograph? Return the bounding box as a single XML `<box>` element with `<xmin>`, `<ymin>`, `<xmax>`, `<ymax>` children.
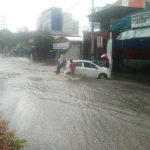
<box><xmin>40</xmin><ymin>8</ymin><xmax>79</xmax><ymax>35</ymax></box>
<box><xmin>114</xmin><ymin>0</ymin><xmax>149</xmax><ymax>7</ymax></box>
<box><xmin>41</xmin><ymin>7</ymin><xmax>62</xmax><ymax>32</ymax></box>
<box><xmin>36</xmin><ymin>15</ymin><xmax>41</xmax><ymax>31</ymax></box>
<box><xmin>72</xmin><ymin>20</ymin><xmax>79</xmax><ymax>35</ymax></box>
<box><xmin>84</xmin><ymin>0</ymin><xmax>150</xmax><ymax>55</ymax></box>
<box><xmin>53</xmin><ymin>37</ymin><xmax>82</xmax><ymax>62</ymax></box>
<box><xmin>83</xmin><ymin>0</ymin><xmax>150</xmax><ymax>73</ymax></box>
<box><xmin>110</xmin><ymin>9</ymin><xmax>150</xmax><ymax>72</ymax></box>
<box><xmin>62</xmin><ymin>12</ymin><xmax>79</xmax><ymax>35</ymax></box>
<box><xmin>62</xmin><ymin>13</ymin><xmax>73</xmax><ymax>34</ymax></box>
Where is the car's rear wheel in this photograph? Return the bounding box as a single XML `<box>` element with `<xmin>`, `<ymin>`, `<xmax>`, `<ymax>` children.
<box><xmin>98</xmin><ymin>73</ymin><xmax>107</xmax><ymax>79</ymax></box>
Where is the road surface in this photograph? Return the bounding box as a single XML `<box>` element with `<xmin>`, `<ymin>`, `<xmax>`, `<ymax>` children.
<box><xmin>0</xmin><ymin>55</ymin><xmax>150</xmax><ymax>150</ymax></box>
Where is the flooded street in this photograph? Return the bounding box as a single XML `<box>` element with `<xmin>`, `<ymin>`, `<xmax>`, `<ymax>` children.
<box><xmin>0</xmin><ymin>55</ymin><xmax>150</xmax><ymax>150</ymax></box>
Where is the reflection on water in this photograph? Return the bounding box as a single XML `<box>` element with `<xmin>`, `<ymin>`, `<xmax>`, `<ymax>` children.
<box><xmin>0</xmin><ymin>55</ymin><xmax>150</xmax><ymax>150</ymax></box>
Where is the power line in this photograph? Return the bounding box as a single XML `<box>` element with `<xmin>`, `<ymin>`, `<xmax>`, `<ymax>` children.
<box><xmin>64</xmin><ymin>0</ymin><xmax>85</xmax><ymax>12</ymax></box>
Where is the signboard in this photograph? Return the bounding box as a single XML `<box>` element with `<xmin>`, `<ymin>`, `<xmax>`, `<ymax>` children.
<box><xmin>131</xmin><ymin>12</ymin><xmax>150</xmax><ymax>28</ymax></box>
<box><xmin>97</xmin><ymin>36</ymin><xmax>103</xmax><ymax>48</ymax></box>
<box><xmin>53</xmin><ymin>42</ymin><xmax>70</xmax><ymax>49</ymax></box>
<box><xmin>84</xmin><ymin>33</ymin><xmax>108</xmax><ymax>41</ymax></box>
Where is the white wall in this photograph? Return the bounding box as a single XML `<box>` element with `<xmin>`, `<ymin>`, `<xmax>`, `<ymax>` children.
<box><xmin>122</xmin><ymin>0</ymin><xmax>129</xmax><ymax>6</ymax></box>
<box><xmin>60</xmin><ymin>43</ymin><xmax>81</xmax><ymax>63</ymax></box>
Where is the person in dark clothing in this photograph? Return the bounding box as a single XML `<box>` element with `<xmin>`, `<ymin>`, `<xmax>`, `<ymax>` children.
<box><xmin>104</xmin><ymin>57</ymin><xmax>109</xmax><ymax>68</ymax></box>
<box><xmin>56</xmin><ymin>60</ymin><xmax>66</xmax><ymax>74</ymax></box>
<box><xmin>91</xmin><ymin>55</ymin><xmax>97</xmax><ymax>65</ymax></box>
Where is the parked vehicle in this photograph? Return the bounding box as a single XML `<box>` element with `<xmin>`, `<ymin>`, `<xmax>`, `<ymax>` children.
<box><xmin>64</xmin><ymin>60</ymin><xmax>111</xmax><ymax>79</ymax></box>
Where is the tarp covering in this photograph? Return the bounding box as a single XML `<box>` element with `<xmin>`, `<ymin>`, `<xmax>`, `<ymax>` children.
<box><xmin>110</xmin><ymin>9</ymin><xmax>150</xmax><ymax>32</ymax></box>
<box><xmin>117</xmin><ymin>27</ymin><xmax>150</xmax><ymax>40</ymax></box>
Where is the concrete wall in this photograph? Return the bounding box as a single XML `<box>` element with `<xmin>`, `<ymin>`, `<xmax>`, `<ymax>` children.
<box><xmin>60</xmin><ymin>43</ymin><xmax>81</xmax><ymax>63</ymax></box>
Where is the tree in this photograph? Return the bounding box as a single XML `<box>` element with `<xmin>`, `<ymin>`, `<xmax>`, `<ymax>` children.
<box><xmin>34</xmin><ymin>31</ymin><xmax>54</xmax><ymax>60</ymax></box>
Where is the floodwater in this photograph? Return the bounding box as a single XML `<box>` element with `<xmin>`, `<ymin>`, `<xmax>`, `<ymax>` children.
<box><xmin>0</xmin><ymin>55</ymin><xmax>150</xmax><ymax>150</ymax></box>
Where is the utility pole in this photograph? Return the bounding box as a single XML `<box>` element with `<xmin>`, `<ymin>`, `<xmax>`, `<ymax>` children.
<box><xmin>91</xmin><ymin>0</ymin><xmax>94</xmax><ymax>54</ymax></box>
<box><xmin>0</xmin><ymin>15</ymin><xmax>6</xmax><ymax>30</ymax></box>
<box><xmin>0</xmin><ymin>15</ymin><xmax>7</xmax><ymax>46</ymax></box>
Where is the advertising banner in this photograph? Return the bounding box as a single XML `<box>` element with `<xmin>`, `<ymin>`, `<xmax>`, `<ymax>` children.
<box><xmin>97</xmin><ymin>36</ymin><xmax>103</xmax><ymax>48</ymax></box>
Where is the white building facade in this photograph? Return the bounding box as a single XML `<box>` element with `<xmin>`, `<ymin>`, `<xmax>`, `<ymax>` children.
<box><xmin>39</xmin><ymin>8</ymin><xmax>79</xmax><ymax>35</ymax></box>
<box><xmin>62</xmin><ymin>12</ymin><xmax>79</xmax><ymax>35</ymax></box>
<box><xmin>40</xmin><ymin>7</ymin><xmax>62</xmax><ymax>32</ymax></box>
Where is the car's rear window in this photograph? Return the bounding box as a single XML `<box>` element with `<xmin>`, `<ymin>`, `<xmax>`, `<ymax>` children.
<box><xmin>74</xmin><ymin>62</ymin><xmax>82</xmax><ymax>67</ymax></box>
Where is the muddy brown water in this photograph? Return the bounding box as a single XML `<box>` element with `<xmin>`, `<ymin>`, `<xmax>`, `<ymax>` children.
<box><xmin>0</xmin><ymin>55</ymin><xmax>150</xmax><ymax>150</ymax></box>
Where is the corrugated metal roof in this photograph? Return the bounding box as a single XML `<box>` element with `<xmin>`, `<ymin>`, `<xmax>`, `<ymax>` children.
<box><xmin>88</xmin><ymin>6</ymin><xmax>142</xmax><ymax>22</ymax></box>
<box><xmin>110</xmin><ymin>9</ymin><xmax>150</xmax><ymax>32</ymax></box>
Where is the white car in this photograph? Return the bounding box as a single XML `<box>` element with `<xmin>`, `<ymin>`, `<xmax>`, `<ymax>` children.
<box><xmin>64</xmin><ymin>60</ymin><xmax>111</xmax><ymax>79</ymax></box>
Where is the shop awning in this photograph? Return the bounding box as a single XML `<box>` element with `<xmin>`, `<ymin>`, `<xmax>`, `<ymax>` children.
<box><xmin>110</xmin><ymin>9</ymin><xmax>150</xmax><ymax>32</ymax></box>
<box><xmin>117</xmin><ymin>27</ymin><xmax>150</xmax><ymax>40</ymax></box>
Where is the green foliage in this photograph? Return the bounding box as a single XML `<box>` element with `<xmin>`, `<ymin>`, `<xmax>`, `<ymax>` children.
<box><xmin>35</xmin><ymin>31</ymin><xmax>54</xmax><ymax>45</ymax></box>
<box><xmin>0</xmin><ymin>29</ymin><xmax>54</xmax><ymax>50</ymax></box>
<box><xmin>0</xmin><ymin>113</ymin><xmax>27</xmax><ymax>150</ymax></box>
<box><xmin>0</xmin><ymin>29</ymin><xmax>15</xmax><ymax>49</ymax></box>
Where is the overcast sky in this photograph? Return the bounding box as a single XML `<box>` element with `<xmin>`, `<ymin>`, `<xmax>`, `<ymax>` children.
<box><xmin>0</xmin><ymin>0</ymin><xmax>117</xmax><ymax>32</ymax></box>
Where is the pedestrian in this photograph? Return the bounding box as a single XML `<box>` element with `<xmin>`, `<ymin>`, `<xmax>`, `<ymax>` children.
<box><xmin>91</xmin><ymin>55</ymin><xmax>97</xmax><ymax>65</ymax></box>
<box><xmin>30</xmin><ymin>46</ymin><xmax>37</xmax><ymax>61</ymax></box>
<box><xmin>56</xmin><ymin>60</ymin><xmax>66</xmax><ymax>74</ymax></box>
<box><xmin>104</xmin><ymin>57</ymin><xmax>109</xmax><ymax>68</ymax></box>
<box><xmin>69</xmin><ymin>59</ymin><xmax>76</xmax><ymax>74</ymax></box>
<box><xmin>58</xmin><ymin>57</ymin><xmax>60</xmax><ymax>66</ymax></box>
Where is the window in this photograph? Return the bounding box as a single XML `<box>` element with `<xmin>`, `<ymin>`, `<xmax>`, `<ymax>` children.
<box><xmin>84</xmin><ymin>62</ymin><xmax>97</xmax><ymax>69</ymax></box>
<box><xmin>75</xmin><ymin>62</ymin><xmax>82</xmax><ymax>67</ymax></box>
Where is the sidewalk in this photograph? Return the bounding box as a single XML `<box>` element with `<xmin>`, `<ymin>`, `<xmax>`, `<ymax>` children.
<box><xmin>112</xmin><ymin>72</ymin><xmax>150</xmax><ymax>85</ymax></box>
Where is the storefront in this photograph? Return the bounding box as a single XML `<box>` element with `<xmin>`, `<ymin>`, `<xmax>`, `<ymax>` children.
<box><xmin>83</xmin><ymin>32</ymin><xmax>108</xmax><ymax>60</ymax></box>
<box><xmin>110</xmin><ymin>9</ymin><xmax>150</xmax><ymax>73</ymax></box>
<box><xmin>83</xmin><ymin>6</ymin><xmax>142</xmax><ymax>69</ymax></box>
